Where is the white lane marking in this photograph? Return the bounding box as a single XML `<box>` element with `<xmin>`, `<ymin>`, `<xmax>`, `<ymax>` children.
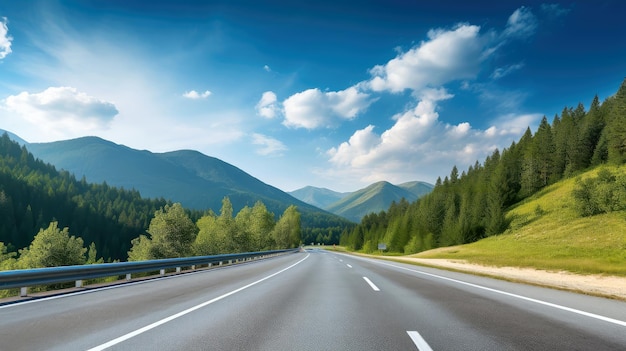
<box><xmin>355</xmin><ymin>256</ymin><xmax>626</xmax><ymax>328</ymax></box>
<box><xmin>339</xmin><ymin>259</ymin><xmax>343</xmax><ymax>262</ymax></box>
<box><xmin>407</xmin><ymin>331</ymin><xmax>434</xmax><ymax>351</ymax></box>
<box><xmin>346</xmin><ymin>264</ymin><xmax>352</xmax><ymax>268</ymax></box>
<box><xmin>362</xmin><ymin>276</ymin><xmax>380</xmax><ymax>291</ymax></box>
<box><xmin>87</xmin><ymin>254</ymin><xmax>310</xmax><ymax>351</ymax></box>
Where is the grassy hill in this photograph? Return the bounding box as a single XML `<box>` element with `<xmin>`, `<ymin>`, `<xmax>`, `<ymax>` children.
<box><xmin>414</xmin><ymin>166</ymin><xmax>626</xmax><ymax>276</ymax></box>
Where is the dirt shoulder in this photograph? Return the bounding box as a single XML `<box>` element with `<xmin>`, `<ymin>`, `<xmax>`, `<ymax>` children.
<box><xmin>363</xmin><ymin>254</ymin><xmax>626</xmax><ymax>301</ymax></box>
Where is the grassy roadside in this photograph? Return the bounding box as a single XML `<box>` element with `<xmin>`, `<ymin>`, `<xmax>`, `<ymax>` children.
<box><xmin>331</xmin><ymin>166</ymin><xmax>626</xmax><ymax>277</ymax></box>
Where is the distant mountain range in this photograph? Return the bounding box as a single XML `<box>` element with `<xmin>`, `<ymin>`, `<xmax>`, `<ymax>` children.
<box><xmin>0</xmin><ymin>130</ymin><xmax>348</xmax><ymax>228</ymax></box>
<box><xmin>289</xmin><ymin>180</ymin><xmax>433</xmax><ymax>222</ymax></box>
<box><xmin>287</xmin><ymin>186</ymin><xmax>350</xmax><ymax>209</ymax></box>
<box><xmin>2</xmin><ymin>129</ymin><xmax>433</xmax><ymax>224</ymax></box>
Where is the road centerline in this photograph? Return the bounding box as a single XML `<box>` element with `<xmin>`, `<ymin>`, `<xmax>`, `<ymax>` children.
<box><xmin>363</xmin><ymin>276</ymin><xmax>380</xmax><ymax>291</ymax></box>
<box><xmin>407</xmin><ymin>330</ymin><xmax>434</xmax><ymax>351</ymax></box>
<box><xmin>86</xmin><ymin>253</ymin><xmax>310</xmax><ymax>351</ymax></box>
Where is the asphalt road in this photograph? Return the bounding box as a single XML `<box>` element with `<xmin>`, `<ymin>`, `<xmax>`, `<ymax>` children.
<box><xmin>1</xmin><ymin>249</ymin><xmax>626</xmax><ymax>350</ymax></box>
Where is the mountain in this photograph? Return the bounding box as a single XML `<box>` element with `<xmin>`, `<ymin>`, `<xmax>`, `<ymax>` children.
<box><xmin>397</xmin><ymin>181</ymin><xmax>434</xmax><ymax>198</ymax></box>
<box><xmin>325</xmin><ymin>181</ymin><xmax>431</xmax><ymax>222</ymax></box>
<box><xmin>0</xmin><ymin>129</ymin><xmax>27</xmax><ymax>145</ymax></box>
<box><xmin>17</xmin><ymin>135</ymin><xmax>349</xmax><ymax>228</ymax></box>
<box><xmin>288</xmin><ymin>186</ymin><xmax>349</xmax><ymax>209</ymax></box>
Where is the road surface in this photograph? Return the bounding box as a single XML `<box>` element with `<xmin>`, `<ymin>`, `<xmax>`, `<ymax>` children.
<box><xmin>1</xmin><ymin>249</ymin><xmax>626</xmax><ymax>350</ymax></box>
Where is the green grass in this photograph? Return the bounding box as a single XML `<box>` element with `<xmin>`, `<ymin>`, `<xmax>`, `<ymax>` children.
<box><xmin>414</xmin><ymin>166</ymin><xmax>626</xmax><ymax>276</ymax></box>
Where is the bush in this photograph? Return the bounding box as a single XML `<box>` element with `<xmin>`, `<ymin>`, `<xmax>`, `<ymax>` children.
<box><xmin>573</xmin><ymin>169</ymin><xmax>626</xmax><ymax>217</ymax></box>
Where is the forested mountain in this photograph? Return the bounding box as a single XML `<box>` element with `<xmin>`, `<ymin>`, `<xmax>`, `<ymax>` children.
<box><xmin>325</xmin><ymin>181</ymin><xmax>424</xmax><ymax>222</ymax></box>
<box><xmin>397</xmin><ymin>181</ymin><xmax>434</xmax><ymax>198</ymax></box>
<box><xmin>0</xmin><ymin>134</ymin><xmax>171</xmax><ymax>260</ymax></box>
<box><xmin>290</xmin><ymin>181</ymin><xmax>434</xmax><ymax>222</ymax></box>
<box><xmin>21</xmin><ymin>136</ymin><xmax>350</xmax><ymax>232</ymax></box>
<box><xmin>0</xmin><ymin>133</ymin><xmax>348</xmax><ymax>265</ymax></box>
<box><xmin>341</xmin><ymin>79</ymin><xmax>626</xmax><ymax>254</ymax></box>
<box><xmin>288</xmin><ymin>186</ymin><xmax>350</xmax><ymax>209</ymax></box>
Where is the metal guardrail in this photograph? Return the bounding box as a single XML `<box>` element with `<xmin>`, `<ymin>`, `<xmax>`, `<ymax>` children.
<box><xmin>0</xmin><ymin>248</ymin><xmax>298</xmax><ymax>296</ymax></box>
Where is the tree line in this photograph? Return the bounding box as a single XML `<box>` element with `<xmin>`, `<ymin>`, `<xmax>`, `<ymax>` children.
<box><xmin>340</xmin><ymin>78</ymin><xmax>626</xmax><ymax>253</ymax></box>
<box><xmin>0</xmin><ymin>199</ymin><xmax>300</xmax><ymax>297</ymax></box>
<box><xmin>0</xmin><ymin>134</ymin><xmax>303</xmax><ymax>270</ymax></box>
<box><xmin>0</xmin><ymin>134</ymin><xmax>177</xmax><ymax>260</ymax></box>
<box><xmin>0</xmin><ymin>199</ymin><xmax>301</xmax><ymax>271</ymax></box>
<box><xmin>127</xmin><ymin>199</ymin><xmax>301</xmax><ymax>261</ymax></box>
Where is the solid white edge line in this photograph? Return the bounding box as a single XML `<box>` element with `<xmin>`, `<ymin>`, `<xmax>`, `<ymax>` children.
<box><xmin>362</xmin><ymin>276</ymin><xmax>380</xmax><ymax>291</ymax></box>
<box><xmin>352</xmin><ymin>255</ymin><xmax>626</xmax><ymax>328</ymax></box>
<box><xmin>86</xmin><ymin>253</ymin><xmax>310</xmax><ymax>351</ymax></box>
<box><xmin>407</xmin><ymin>331</ymin><xmax>434</xmax><ymax>351</ymax></box>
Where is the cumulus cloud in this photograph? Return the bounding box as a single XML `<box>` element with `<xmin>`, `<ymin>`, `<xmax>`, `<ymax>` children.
<box><xmin>326</xmin><ymin>88</ymin><xmax>536</xmax><ymax>184</ymax></box>
<box><xmin>0</xmin><ymin>17</ymin><xmax>12</xmax><ymax>60</ymax></box>
<box><xmin>263</xmin><ymin>65</ymin><xmax>271</xmax><ymax>72</ymax></box>
<box><xmin>368</xmin><ymin>24</ymin><xmax>490</xmax><ymax>93</ymax></box>
<box><xmin>3</xmin><ymin>86</ymin><xmax>118</xmax><ymax>135</ymax></box>
<box><xmin>183</xmin><ymin>90</ymin><xmax>212</xmax><ymax>99</ymax></box>
<box><xmin>251</xmin><ymin>133</ymin><xmax>287</xmax><ymax>156</ymax></box>
<box><xmin>503</xmin><ymin>6</ymin><xmax>538</xmax><ymax>39</ymax></box>
<box><xmin>282</xmin><ymin>86</ymin><xmax>374</xmax><ymax>129</ymax></box>
<box><xmin>255</xmin><ymin>91</ymin><xmax>279</xmax><ymax>119</ymax></box>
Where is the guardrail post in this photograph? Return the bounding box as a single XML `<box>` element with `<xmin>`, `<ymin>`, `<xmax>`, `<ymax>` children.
<box><xmin>75</xmin><ymin>280</ymin><xmax>83</xmax><ymax>288</ymax></box>
<box><xmin>208</xmin><ymin>263</ymin><xmax>212</xmax><ymax>268</ymax></box>
<box><xmin>126</xmin><ymin>273</ymin><xmax>131</xmax><ymax>280</ymax></box>
<box><xmin>176</xmin><ymin>267</ymin><xmax>181</xmax><ymax>273</ymax></box>
<box><xmin>191</xmin><ymin>265</ymin><xmax>196</xmax><ymax>270</ymax></box>
<box><xmin>20</xmin><ymin>287</ymin><xmax>28</xmax><ymax>297</ymax></box>
<box><xmin>160</xmin><ymin>269</ymin><xmax>165</xmax><ymax>276</ymax></box>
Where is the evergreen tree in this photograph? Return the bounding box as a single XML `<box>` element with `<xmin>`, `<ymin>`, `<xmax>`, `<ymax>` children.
<box><xmin>580</xmin><ymin>95</ymin><xmax>605</xmax><ymax>167</ymax></box>
<box><xmin>607</xmin><ymin>79</ymin><xmax>626</xmax><ymax>163</ymax></box>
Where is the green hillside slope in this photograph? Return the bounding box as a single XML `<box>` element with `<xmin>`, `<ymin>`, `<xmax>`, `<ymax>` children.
<box><xmin>416</xmin><ymin>166</ymin><xmax>626</xmax><ymax>276</ymax></box>
<box><xmin>24</xmin><ymin>136</ymin><xmax>349</xmax><ymax>231</ymax></box>
<box><xmin>326</xmin><ymin>181</ymin><xmax>418</xmax><ymax>222</ymax></box>
<box><xmin>288</xmin><ymin>186</ymin><xmax>348</xmax><ymax>209</ymax></box>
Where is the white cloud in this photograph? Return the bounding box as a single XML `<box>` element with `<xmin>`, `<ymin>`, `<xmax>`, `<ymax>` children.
<box><xmin>503</xmin><ymin>6</ymin><xmax>538</xmax><ymax>39</ymax></box>
<box><xmin>488</xmin><ymin>113</ymin><xmax>542</xmax><ymax>136</ymax></box>
<box><xmin>282</xmin><ymin>86</ymin><xmax>374</xmax><ymax>129</ymax></box>
<box><xmin>491</xmin><ymin>63</ymin><xmax>525</xmax><ymax>79</ymax></box>
<box><xmin>0</xmin><ymin>17</ymin><xmax>12</xmax><ymax>60</ymax></box>
<box><xmin>255</xmin><ymin>91</ymin><xmax>279</xmax><ymax>119</ymax></box>
<box><xmin>263</xmin><ymin>65</ymin><xmax>271</xmax><ymax>72</ymax></box>
<box><xmin>3</xmin><ymin>86</ymin><xmax>118</xmax><ymax>137</ymax></box>
<box><xmin>326</xmin><ymin>89</ymin><xmax>535</xmax><ymax>185</ymax></box>
<box><xmin>183</xmin><ymin>90</ymin><xmax>212</xmax><ymax>99</ymax></box>
<box><xmin>251</xmin><ymin>133</ymin><xmax>287</xmax><ymax>156</ymax></box>
<box><xmin>367</xmin><ymin>24</ymin><xmax>490</xmax><ymax>93</ymax></box>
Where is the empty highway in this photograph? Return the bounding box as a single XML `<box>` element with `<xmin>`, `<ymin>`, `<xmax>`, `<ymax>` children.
<box><xmin>1</xmin><ymin>249</ymin><xmax>626</xmax><ymax>350</ymax></box>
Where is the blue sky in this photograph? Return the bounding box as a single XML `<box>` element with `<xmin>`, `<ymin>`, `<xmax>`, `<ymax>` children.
<box><xmin>0</xmin><ymin>1</ymin><xmax>625</xmax><ymax>192</ymax></box>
